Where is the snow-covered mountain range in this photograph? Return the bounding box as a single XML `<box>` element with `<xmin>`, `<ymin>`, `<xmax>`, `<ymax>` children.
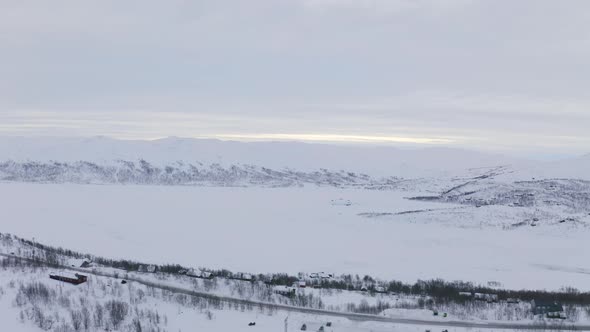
<box><xmin>0</xmin><ymin>136</ymin><xmax>526</xmax><ymax>178</ymax></box>
<box><xmin>0</xmin><ymin>136</ymin><xmax>587</xmax><ymax>188</ymax></box>
<box><xmin>0</xmin><ymin>159</ymin><xmax>403</xmax><ymax>188</ymax></box>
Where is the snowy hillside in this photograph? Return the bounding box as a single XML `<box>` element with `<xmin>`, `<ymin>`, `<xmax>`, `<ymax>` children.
<box><xmin>412</xmin><ymin>179</ymin><xmax>590</xmax><ymax>218</ymax></box>
<box><xmin>2</xmin><ymin>233</ymin><xmax>590</xmax><ymax>332</ymax></box>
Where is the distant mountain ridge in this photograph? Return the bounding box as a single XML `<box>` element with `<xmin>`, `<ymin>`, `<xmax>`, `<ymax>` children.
<box><xmin>0</xmin><ymin>159</ymin><xmax>403</xmax><ymax>188</ymax></box>
<box><xmin>0</xmin><ymin>136</ymin><xmax>588</xmax><ymax>183</ymax></box>
<box><xmin>0</xmin><ymin>136</ymin><xmax>524</xmax><ymax>178</ymax></box>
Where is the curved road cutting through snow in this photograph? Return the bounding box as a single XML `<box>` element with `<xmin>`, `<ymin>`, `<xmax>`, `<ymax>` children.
<box><xmin>1</xmin><ymin>253</ymin><xmax>586</xmax><ymax>331</ymax></box>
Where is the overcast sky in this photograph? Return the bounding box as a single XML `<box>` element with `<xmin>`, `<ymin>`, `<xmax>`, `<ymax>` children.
<box><xmin>1</xmin><ymin>0</ymin><xmax>589</xmax><ymax>157</ymax></box>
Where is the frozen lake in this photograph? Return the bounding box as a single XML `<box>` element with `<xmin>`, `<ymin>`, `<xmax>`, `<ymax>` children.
<box><xmin>1</xmin><ymin>182</ymin><xmax>589</xmax><ymax>291</ymax></box>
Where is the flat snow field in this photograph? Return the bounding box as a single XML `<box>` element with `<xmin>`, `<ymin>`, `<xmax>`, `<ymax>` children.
<box><xmin>2</xmin><ymin>182</ymin><xmax>589</xmax><ymax>291</ymax></box>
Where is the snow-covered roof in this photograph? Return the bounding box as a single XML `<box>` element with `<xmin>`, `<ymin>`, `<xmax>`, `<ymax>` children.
<box><xmin>187</xmin><ymin>268</ymin><xmax>212</xmax><ymax>278</ymax></box>
<box><xmin>309</xmin><ymin>272</ymin><xmax>333</xmax><ymax>279</ymax></box>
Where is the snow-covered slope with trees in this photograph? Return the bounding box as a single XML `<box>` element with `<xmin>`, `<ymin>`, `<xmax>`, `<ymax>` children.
<box><xmin>2</xmin><ymin>233</ymin><xmax>590</xmax><ymax>332</ymax></box>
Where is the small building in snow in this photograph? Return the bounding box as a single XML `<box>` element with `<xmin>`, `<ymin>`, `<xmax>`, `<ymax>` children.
<box><xmin>274</xmin><ymin>286</ymin><xmax>296</xmax><ymax>298</ymax></box>
<box><xmin>374</xmin><ymin>286</ymin><xmax>387</xmax><ymax>294</ymax></box>
<box><xmin>309</xmin><ymin>272</ymin><xmax>333</xmax><ymax>279</ymax></box>
<box><xmin>231</xmin><ymin>272</ymin><xmax>254</xmax><ymax>282</ymax></box>
<box><xmin>532</xmin><ymin>300</ymin><xmax>565</xmax><ymax>318</ymax></box>
<box><xmin>68</xmin><ymin>258</ymin><xmax>92</xmax><ymax>268</ymax></box>
<box><xmin>138</xmin><ymin>265</ymin><xmax>157</xmax><ymax>273</ymax></box>
<box><xmin>474</xmin><ymin>293</ymin><xmax>498</xmax><ymax>303</ymax></box>
<box><xmin>187</xmin><ymin>268</ymin><xmax>214</xmax><ymax>279</ymax></box>
<box><xmin>187</xmin><ymin>268</ymin><xmax>200</xmax><ymax>278</ymax></box>
<box><xmin>49</xmin><ymin>272</ymin><xmax>88</xmax><ymax>285</ymax></box>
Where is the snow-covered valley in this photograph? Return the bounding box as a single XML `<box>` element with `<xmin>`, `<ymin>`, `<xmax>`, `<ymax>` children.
<box><xmin>1</xmin><ymin>137</ymin><xmax>590</xmax><ymax>332</ymax></box>
<box><xmin>1</xmin><ymin>138</ymin><xmax>589</xmax><ymax>292</ymax></box>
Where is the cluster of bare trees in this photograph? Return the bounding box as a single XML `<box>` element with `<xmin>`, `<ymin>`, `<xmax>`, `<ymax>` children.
<box><xmin>1</xmin><ymin>262</ymin><xmax>278</xmax><ymax>332</ymax></box>
<box><xmin>345</xmin><ymin>300</ymin><xmax>392</xmax><ymax>314</ymax></box>
<box><xmin>13</xmin><ymin>281</ymin><xmax>136</xmax><ymax>331</ymax></box>
<box><xmin>0</xmin><ymin>260</ymin><xmax>167</xmax><ymax>332</ymax></box>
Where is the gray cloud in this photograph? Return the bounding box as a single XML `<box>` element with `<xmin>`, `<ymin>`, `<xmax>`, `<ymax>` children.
<box><xmin>0</xmin><ymin>0</ymin><xmax>589</xmax><ymax>156</ymax></box>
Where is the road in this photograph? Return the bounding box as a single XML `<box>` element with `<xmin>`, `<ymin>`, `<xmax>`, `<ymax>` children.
<box><xmin>1</xmin><ymin>252</ymin><xmax>587</xmax><ymax>331</ymax></box>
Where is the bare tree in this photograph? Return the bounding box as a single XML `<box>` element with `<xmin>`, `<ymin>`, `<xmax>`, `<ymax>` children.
<box><xmin>131</xmin><ymin>318</ymin><xmax>142</xmax><ymax>332</ymax></box>
<box><xmin>105</xmin><ymin>300</ymin><xmax>129</xmax><ymax>329</ymax></box>
<box><xmin>81</xmin><ymin>307</ymin><xmax>91</xmax><ymax>330</ymax></box>
<box><xmin>93</xmin><ymin>302</ymin><xmax>104</xmax><ymax>327</ymax></box>
<box><xmin>70</xmin><ymin>309</ymin><xmax>82</xmax><ymax>331</ymax></box>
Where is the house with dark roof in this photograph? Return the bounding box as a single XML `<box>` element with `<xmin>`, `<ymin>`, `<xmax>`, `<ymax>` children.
<box><xmin>273</xmin><ymin>286</ymin><xmax>296</xmax><ymax>298</ymax></box>
<box><xmin>532</xmin><ymin>300</ymin><xmax>565</xmax><ymax>318</ymax></box>
<box><xmin>231</xmin><ymin>272</ymin><xmax>254</xmax><ymax>282</ymax></box>
<box><xmin>49</xmin><ymin>272</ymin><xmax>88</xmax><ymax>285</ymax></box>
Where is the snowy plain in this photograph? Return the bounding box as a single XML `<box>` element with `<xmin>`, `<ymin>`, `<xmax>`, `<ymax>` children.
<box><xmin>1</xmin><ymin>182</ymin><xmax>589</xmax><ymax>291</ymax></box>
